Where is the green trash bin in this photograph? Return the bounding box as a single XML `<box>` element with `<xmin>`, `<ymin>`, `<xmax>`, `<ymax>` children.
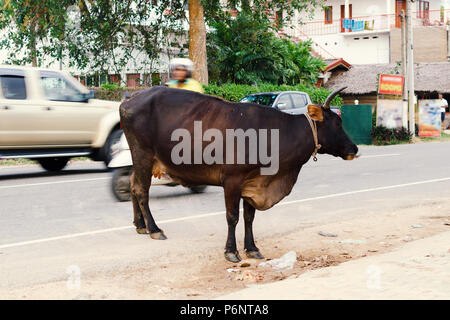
<box><xmin>340</xmin><ymin>104</ymin><xmax>372</xmax><ymax>145</ymax></box>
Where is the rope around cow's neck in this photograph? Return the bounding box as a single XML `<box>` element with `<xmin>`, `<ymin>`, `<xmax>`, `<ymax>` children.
<box><xmin>304</xmin><ymin>113</ymin><xmax>321</xmax><ymax>162</ymax></box>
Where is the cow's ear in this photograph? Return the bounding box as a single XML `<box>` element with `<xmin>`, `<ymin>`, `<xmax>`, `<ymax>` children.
<box><xmin>307</xmin><ymin>104</ymin><xmax>324</xmax><ymax>122</ymax></box>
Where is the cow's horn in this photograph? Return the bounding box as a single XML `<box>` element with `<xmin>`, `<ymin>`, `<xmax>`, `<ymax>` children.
<box><xmin>323</xmin><ymin>86</ymin><xmax>347</xmax><ymax>109</ymax></box>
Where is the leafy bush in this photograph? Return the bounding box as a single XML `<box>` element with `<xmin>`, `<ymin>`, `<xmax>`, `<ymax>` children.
<box><xmin>100</xmin><ymin>83</ymin><xmax>122</xmax><ymax>91</ymax></box>
<box><xmin>92</xmin><ymin>83</ymin><xmax>343</xmax><ymax>106</ymax></box>
<box><xmin>204</xmin><ymin>83</ymin><xmax>343</xmax><ymax>106</ymax></box>
<box><xmin>207</xmin><ymin>12</ymin><xmax>325</xmax><ymax>86</ymax></box>
<box><xmin>93</xmin><ymin>87</ymin><xmax>148</xmax><ymax>101</ymax></box>
<box><xmin>372</xmin><ymin>126</ymin><xmax>412</xmax><ymax>145</ymax></box>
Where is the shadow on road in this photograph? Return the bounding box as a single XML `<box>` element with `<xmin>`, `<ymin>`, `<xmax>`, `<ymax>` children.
<box><xmin>0</xmin><ymin>168</ymin><xmax>109</xmax><ymax>182</ymax></box>
<box><xmin>150</xmin><ymin>188</ymin><xmax>209</xmax><ymax>200</ymax></box>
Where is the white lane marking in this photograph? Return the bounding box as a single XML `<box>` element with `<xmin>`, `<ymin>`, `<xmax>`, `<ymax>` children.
<box><xmin>329</xmin><ymin>153</ymin><xmax>401</xmax><ymax>161</ymax></box>
<box><xmin>280</xmin><ymin>176</ymin><xmax>450</xmax><ymax>206</ymax></box>
<box><xmin>0</xmin><ymin>154</ymin><xmax>400</xmax><ymax>188</ymax></box>
<box><xmin>1</xmin><ymin>176</ymin><xmax>450</xmax><ymax>250</ymax></box>
<box><xmin>0</xmin><ymin>177</ymin><xmax>110</xmax><ymax>190</ymax></box>
<box><xmin>0</xmin><ymin>226</ymin><xmax>133</xmax><ymax>249</ymax></box>
<box><xmin>0</xmin><ymin>210</ymin><xmax>231</xmax><ymax>250</ymax></box>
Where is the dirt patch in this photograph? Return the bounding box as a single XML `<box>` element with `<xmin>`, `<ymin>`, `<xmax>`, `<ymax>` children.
<box><xmin>3</xmin><ymin>198</ymin><xmax>450</xmax><ymax>300</ymax></box>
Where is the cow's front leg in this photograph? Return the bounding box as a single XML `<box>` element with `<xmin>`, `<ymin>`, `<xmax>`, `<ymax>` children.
<box><xmin>243</xmin><ymin>200</ymin><xmax>264</xmax><ymax>259</ymax></box>
<box><xmin>224</xmin><ymin>184</ymin><xmax>242</xmax><ymax>263</ymax></box>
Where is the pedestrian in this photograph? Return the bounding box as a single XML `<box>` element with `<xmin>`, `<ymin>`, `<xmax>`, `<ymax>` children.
<box><xmin>438</xmin><ymin>93</ymin><xmax>448</xmax><ymax>130</ymax></box>
<box><xmin>166</xmin><ymin>58</ymin><xmax>204</xmax><ymax>93</ymax></box>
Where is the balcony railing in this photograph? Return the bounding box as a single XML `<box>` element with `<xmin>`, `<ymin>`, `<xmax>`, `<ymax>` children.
<box><xmin>284</xmin><ymin>9</ymin><xmax>450</xmax><ymax>38</ymax></box>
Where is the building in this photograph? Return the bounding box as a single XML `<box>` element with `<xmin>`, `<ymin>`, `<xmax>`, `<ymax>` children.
<box><xmin>324</xmin><ymin>62</ymin><xmax>450</xmax><ymax>110</ymax></box>
<box><xmin>283</xmin><ymin>0</ymin><xmax>450</xmax><ymax>64</ymax></box>
<box><xmin>0</xmin><ymin>6</ymin><xmax>188</xmax><ymax>88</ymax></box>
<box><xmin>2</xmin><ymin>1</ymin><xmax>449</xmax><ymax>87</ymax></box>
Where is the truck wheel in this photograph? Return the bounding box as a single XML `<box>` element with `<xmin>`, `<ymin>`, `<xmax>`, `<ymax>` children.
<box><xmin>189</xmin><ymin>186</ymin><xmax>207</xmax><ymax>193</ymax></box>
<box><xmin>111</xmin><ymin>167</ymin><xmax>132</xmax><ymax>201</ymax></box>
<box><xmin>104</xmin><ymin>129</ymin><xmax>123</xmax><ymax>166</ymax></box>
<box><xmin>38</xmin><ymin>157</ymin><xmax>70</xmax><ymax>172</ymax></box>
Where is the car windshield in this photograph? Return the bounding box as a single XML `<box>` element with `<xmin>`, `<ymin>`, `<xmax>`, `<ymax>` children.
<box><xmin>240</xmin><ymin>94</ymin><xmax>277</xmax><ymax>106</ymax></box>
<box><xmin>39</xmin><ymin>71</ymin><xmax>85</xmax><ymax>102</ymax></box>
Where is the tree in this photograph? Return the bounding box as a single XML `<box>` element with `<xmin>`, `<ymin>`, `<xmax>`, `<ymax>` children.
<box><xmin>275</xmin><ymin>38</ymin><xmax>326</xmax><ymax>85</ymax></box>
<box><xmin>188</xmin><ymin>0</ymin><xmax>208</xmax><ymax>84</ymax></box>
<box><xmin>0</xmin><ymin>0</ymin><xmax>186</xmax><ymax>80</ymax></box>
<box><xmin>203</xmin><ymin>0</ymin><xmax>322</xmax><ymax>28</ymax></box>
<box><xmin>0</xmin><ymin>0</ymin><xmax>322</xmax><ymax>87</ymax></box>
<box><xmin>0</xmin><ymin>0</ymin><xmax>72</xmax><ymax>66</ymax></box>
<box><xmin>208</xmin><ymin>12</ymin><xmax>325</xmax><ymax>85</ymax></box>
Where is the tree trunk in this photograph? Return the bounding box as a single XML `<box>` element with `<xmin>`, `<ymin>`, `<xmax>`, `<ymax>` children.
<box><xmin>188</xmin><ymin>0</ymin><xmax>208</xmax><ymax>85</ymax></box>
<box><xmin>30</xmin><ymin>21</ymin><xmax>38</xmax><ymax>67</ymax></box>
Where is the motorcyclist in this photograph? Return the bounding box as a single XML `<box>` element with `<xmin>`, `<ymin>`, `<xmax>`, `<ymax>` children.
<box><xmin>166</xmin><ymin>58</ymin><xmax>204</xmax><ymax>93</ymax></box>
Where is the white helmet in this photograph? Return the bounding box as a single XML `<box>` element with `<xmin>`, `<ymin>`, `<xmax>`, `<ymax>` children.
<box><xmin>170</xmin><ymin>58</ymin><xmax>194</xmax><ymax>73</ymax></box>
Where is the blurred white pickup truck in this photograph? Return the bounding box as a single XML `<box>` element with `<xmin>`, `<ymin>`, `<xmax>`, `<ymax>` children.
<box><xmin>0</xmin><ymin>65</ymin><xmax>122</xmax><ymax>171</ymax></box>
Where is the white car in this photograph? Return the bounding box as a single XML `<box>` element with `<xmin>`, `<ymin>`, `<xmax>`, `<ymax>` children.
<box><xmin>0</xmin><ymin>65</ymin><xmax>122</xmax><ymax>171</ymax></box>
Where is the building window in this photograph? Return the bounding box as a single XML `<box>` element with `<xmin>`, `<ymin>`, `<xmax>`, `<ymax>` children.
<box><xmin>417</xmin><ymin>1</ymin><xmax>429</xmax><ymax>19</ymax></box>
<box><xmin>109</xmin><ymin>74</ymin><xmax>121</xmax><ymax>85</ymax></box>
<box><xmin>126</xmin><ymin>74</ymin><xmax>140</xmax><ymax>87</ymax></box>
<box><xmin>142</xmin><ymin>74</ymin><xmax>151</xmax><ymax>87</ymax></box>
<box><xmin>275</xmin><ymin>10</ymin><xmax>283</xmax><ymax>28</ymax></box>
<box><xmin>324</xmin><ymin>6</ymin><xmax>333</xmax><ymax>24</ymax></box>
<box><xmin>86</xmin><ymin>74</ymin><xmax>99</xmax><ymax>87</ymax></box>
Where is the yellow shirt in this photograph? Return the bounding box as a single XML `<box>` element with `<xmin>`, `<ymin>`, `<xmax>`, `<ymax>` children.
<box><xmin>167</xmin><ymin>79</ymin><xmax>204</xmax><ymax>93</ymax></box>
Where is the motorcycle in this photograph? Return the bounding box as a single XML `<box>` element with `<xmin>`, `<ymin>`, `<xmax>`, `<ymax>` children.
<box><xmin>108</xmin><ymin>132</ymin><xmax>206</xmax><ymax>201</ymax></box>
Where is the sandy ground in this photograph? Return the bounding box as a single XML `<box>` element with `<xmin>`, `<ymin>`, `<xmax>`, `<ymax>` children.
<box><xmin>2</xmin><ymin>197</ymin><xmax>450</xmax><ymax>300</ymax></box>
<box><xmin>220</xmin><ymin>230</ymin><xmax>450</xmax><ymax>300</ymax></box>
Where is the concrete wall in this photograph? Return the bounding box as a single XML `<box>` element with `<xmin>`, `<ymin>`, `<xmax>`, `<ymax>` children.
<box><xmin>303</xmin><ymin>0</ymin><xmax>443</xmax><ymax>21</ymax></box>
<box><xmin>303</xmin><ymin>0</ymin><xmax>394</xmax><ymax>22</ymax></box>
<box><xmin>313</xmin><ymin>32</ymin><xmax>390</xmax><ymax>64</ymax></box>
<box><xmin>293</xmin><ymin>0</ymin><xmax>446</xmax><ymax>64</ymax></box>
<box><xmin>390</xmin><ymin>26</ymin><xmax>448</xmax><ymax>62</ymax></box>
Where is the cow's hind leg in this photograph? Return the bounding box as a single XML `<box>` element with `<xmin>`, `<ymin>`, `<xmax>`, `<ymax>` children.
<box><xmin>130</xmin><ymin>172</ymin><xmax>148</xmax><ymax>234</ymax></box>
<box><xmin>223</xmin><ymin>182</ymin><xmax>242</xmax><ymax>263</ymax></box>
<box><xmin>131</xmin><ymin>163</ymin><xmax>166</xmax><ymax>240</ymax></box>
<box><xmin>243</xmin><ymin>200</ymin><xmax>264</xmax><ymax>259</ymax></box>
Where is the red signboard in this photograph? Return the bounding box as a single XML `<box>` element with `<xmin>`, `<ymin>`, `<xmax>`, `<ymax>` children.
<box><xmin>378</xmin><ymin>74</ymin><xmax>404</xmax><ymax>95</ymax></box>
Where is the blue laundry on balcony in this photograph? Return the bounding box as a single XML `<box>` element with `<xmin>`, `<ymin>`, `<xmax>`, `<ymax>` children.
<box><xmin>342</xmin><ymin>19</ymin><xmax>365</xmax><ymax>31</ymax></box>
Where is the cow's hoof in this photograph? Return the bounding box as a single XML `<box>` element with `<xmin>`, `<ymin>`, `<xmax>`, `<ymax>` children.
<box><xmin>225</xmin><ymin>251</ymin><xmax>242</xmax><ymax>263</ymax></box>
<box><xmin>150</xmin><ymin>231</ymin><xmax>167</xmax><ymax>240</ymax></box>
<box><xmin>246</xmin><ymin>251</ymin><xmax>265</xmax><ymax>259</ymax></box>
<box><xmin>136</xmin><ymin>228</ymin><xmax>149</xmax><ymax>234</ymax></box>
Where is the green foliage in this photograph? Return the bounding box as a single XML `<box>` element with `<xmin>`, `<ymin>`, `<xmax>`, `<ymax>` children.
<box><xmin>92</xmin><ymin>83</ymin><xmax>342</xmax><ymax>106</ymax></box>
<box><xmin>0</xmin><ymin>0</ymin><xmax>187</xmax><ymax>77</ymax></box>
<box><xmin>93</xmin><ymin>86</ymin><xmax>148</xmax><ymax>101</ymax></box>
<box><xmin>0</xmin><ymin>0</ymin><xmax>323</xmax><ymax>86</ymax></box>
<box><xmin>100</xmin><ymin>83</ymin><xmax>122</xmax><ymax>91</ymax></box>
<box><xmin>204</xmin><ymin>83</ymin><xmax>342</xmax><ymax>106</ymax></box>
<box><xmin>372</xmin><ymin>126</ymin><xmax>412</xmax><ymax>145</ymax></box>
<box><xmin>203</xmin><ymin>0</ymin><xmax>321</xmax><ymax>29</ymax></box>
<box><xmin>0</xmin><ymin>0</ymin><xmax>73</xmax><ymax>65</ymax></box>
<box><xmin>207</xmin><ymin>12</ymin><xmax>325</xmax><ymax>86</ymax></box>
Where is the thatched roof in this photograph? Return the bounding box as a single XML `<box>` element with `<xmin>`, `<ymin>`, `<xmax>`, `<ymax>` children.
<box><xmin>325</xmin><ymin>62</ymin><xmax>450</xmax><ymax>94</ymax></box>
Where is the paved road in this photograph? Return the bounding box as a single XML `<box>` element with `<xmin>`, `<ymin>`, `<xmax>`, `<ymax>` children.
<box><xmin>1</xmin><ymin>141</ymin><xmax>450</xmax><ymax>291</ymax></box>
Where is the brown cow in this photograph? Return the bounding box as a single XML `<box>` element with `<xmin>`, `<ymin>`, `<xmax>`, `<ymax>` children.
<box><xmin>120</xmin><ymin>86</ymin><xmax>358</xmax><ymax>262</ymax></box>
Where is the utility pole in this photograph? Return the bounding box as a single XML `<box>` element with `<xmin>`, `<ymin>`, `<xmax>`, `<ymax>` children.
<box><xmin>406</xmin><ymin>0</ymin><xmax>415</xmax><ymax>137</ymax></box>
<box><xmin>401</xmin><ymin>10</ymin><xmax>408</xmax><ymax>129</ymax></box>
<box><xmin>447</xmin><ymin>24</ymin><xmax>450</xmax><ymax>62</ymax></box>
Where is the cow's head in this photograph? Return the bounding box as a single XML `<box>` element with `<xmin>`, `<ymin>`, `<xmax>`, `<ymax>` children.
<box><xmin>307</xmin><ymin>87</ymin><xmax>359</xmax><ymax>160</ymax></box>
